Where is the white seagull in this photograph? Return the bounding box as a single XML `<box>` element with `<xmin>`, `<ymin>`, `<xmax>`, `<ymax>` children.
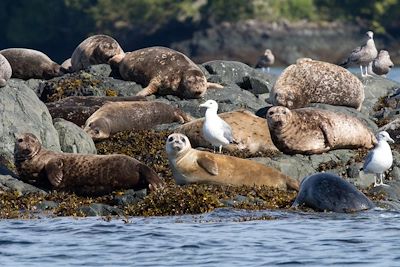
<box><xmin>362</xmin><ymin>131</ymin><xmax>394</xmax><ymax>187</ymax></box>
<box><xmin>199</xmin><ymin>100</ymin><xmax>234</xmax><ymax>153</ymax></box>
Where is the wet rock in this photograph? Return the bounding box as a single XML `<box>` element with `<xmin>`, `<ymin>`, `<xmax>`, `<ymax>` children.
<box><xmin>36</xmin><ymin>200</ymin><xmax>59</xmax><ymax>210</ymax></box>
<box><xmin>79</xmin><ymin>203</ymin><xmax>123</xmax><ymax>217</ymax></box>
<box><xmin>114</xmin><ymin>189</ymin><xmax>147</xmax><ymax>206</ymax></box>
<box><xmin>0</xmin><ymin>174</ymin><xmax>46</xmax><ymax>195</ymax></box>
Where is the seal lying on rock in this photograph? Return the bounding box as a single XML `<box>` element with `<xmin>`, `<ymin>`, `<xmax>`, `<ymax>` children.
<box><xmin>71</xmin><ymin>34</ymin><xmax>125</xmax><ymax>71</ymax></box>
<box><xmin>0</xmin><ymin>48</ymin><xmax>63</xmax><ymax>80</ymax></box>
<box><xmin>14</xmin><ymin>133</ymin><xmax>163</xmax><ymax>195</ymax></box>
<box><xmin>270</xmin><ymin>58</ymin><xmax>365</xmax><ymax>110</ymax></box>
<box><xmin>292</xmin><ymin>172</ymin><xmax>375</xmax><ymax>212</ymax></box>
<box><xmin>166</xmin><ymin>133</ymin><xmax>299</xmax><ymax>191</ymax></box>
<box><xmin>110</xmin><ymin>46</ymin><xmax>223</xmax><ymax>98</ymax></box>
<box><xmin>84</xmin><ymin>101</ymin><xmax>192</xmax><ymax>140</ymax></box>
<box><xmin>266</xmin><ymin>106</ymin><xmax>376</xmax><ymax>155</ymax></box>
<box><xmin>176</xmin><ymin>110</ymin><xmax>278</xmax><ymax>155</ymax></box>
<box><xmin>0</xmin><ymin>54</ymin><xmax>12</xmax><ymax>87</ymax></box>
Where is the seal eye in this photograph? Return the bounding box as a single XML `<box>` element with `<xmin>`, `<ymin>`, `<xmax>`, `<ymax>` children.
<box><xmin>168</xmin><ymin>137</ymin><xmax>174</xmax><ymax>142</ymax></box>
<box><xmin>17</xmin><ymin>138</ymin><xmax>23</xmax><ymax>143</ymax></box>
<box><xmin>282</xmin><ymin>110</ymin><xmax>287</xmax><ymax>115</ymax></box>
<box><xmin>94</xmin><ymin>128</ymin><xmax>100</xmax><ymax>135</ymax></box>
<box><xmin>268</xmin><ymin>111</ymin><xmax>274</xmax><ymax>116</ymax></box>
<box><xmin>180</xmin><ymin>137</ymin><xmax>185</xmax><ymax>143</ymax></box>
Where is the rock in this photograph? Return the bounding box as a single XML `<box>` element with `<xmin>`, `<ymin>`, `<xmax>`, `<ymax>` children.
<box><xmin>0</xmin><ymin>174</ymin><xmax>46</xmax><ymax>195</ymax></box>
<box><xmin>0</xmin><ymin>79</ymin><xmax>61</xmax><ymax>162</ymax></box>
<box><xmin>53</xmin><ymin>118</ymin><xmax>97</xmax><ymax>154</ymax></box>
<box><xmin>379</xmin><ymin>118</ymin><xmax>400</xmax><ymax>142</ymax></box>
<box><xmin>113</xmin><ymin>189</ymin><xmax>147</xmax><ymax>206</ymax></box>
<box><xmin>36</xmin><ymin>200</ymin><xmax>59</xmax><ymax>210</ymax></box>
<box><xmin>79</xmin><ymin>203</ymin><xmax>123</xmax><ymax>217</ymax></box>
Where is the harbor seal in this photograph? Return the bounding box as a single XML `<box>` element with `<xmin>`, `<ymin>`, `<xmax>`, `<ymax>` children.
<box><xmin>113</xmin><ymin>46</ymin><xmax>223</xmax><ymax>98</ymax></box>
<box><xmin>270</xmin><ymin>58</ymin><xmax>365</xmax><ymax>110</ymax></box>
<box><xmin>292</xmin><ymin>173</ymin><xmax>375</xmax><ymax>212</ymax></box>
<box><xmin>84</xmin><ymin>101</ymin><xmax>192</xmax><ymax>140</ymax></box>
<box><xmin>176</xmin><ymin>110</ymin><xmax>278</xmax><ymax>155</ymax></box>
<box><xmin>71</xmin><ymin>34</ymin><xmax>125</xmax><ymax>71</ymax></box>
<box><xmin>0</xmin><ymin>53</ymin><xmax>12</xmax><ymax>87</ymax></box>
<box><xmin>61</xmin><ymin>58</ymin><xmax>72</xmax><ymax>73</ymax></box>
<box><xmin>14</xmin><ymin>133</ymin><xmax>163</xmax><ymax>195</ymax></box>
<box><xmin>266</xmin><ymin>106</ymin><xmax>376</xmax><ymax>155</ymax></box>
<box><xmin>0</xmin><ymin>48</ymin><xmax>63</xmax><ymax>80</ymax></box>
<box><xmin>166</xmin><ymin>133</ymin><xmax>299</xmax><ymax>190</ymax></box>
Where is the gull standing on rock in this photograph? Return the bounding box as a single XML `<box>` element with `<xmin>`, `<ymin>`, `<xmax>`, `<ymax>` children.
<box><xmin>340</xmin><ymin>31</ymin><xmax>378</xmax><ymax>77</ymax></box>
<box><xmin>256</xmin><ymin>49</ymin><xmax>275</xmax><ymax>73</ymax></box>
<box><xmin>362</xmin><ymin>131</ymin><xmax>394</xmax><ymax>187</ymax></box>
<box><xmin>199</xmin><ymin>100</ymin><xmax>234</xmax><ymax>153</ymax></box>
<box><xmin>372</xmin><ymin>50</ymin><xmax>394</xmax><ymax>77</ymax></box>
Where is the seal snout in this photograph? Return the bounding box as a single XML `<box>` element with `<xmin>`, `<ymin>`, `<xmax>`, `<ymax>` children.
<box><xmin>266</xmin><ymin>106</ymin><xmax>290</xmax><ymax>127</ymax></box>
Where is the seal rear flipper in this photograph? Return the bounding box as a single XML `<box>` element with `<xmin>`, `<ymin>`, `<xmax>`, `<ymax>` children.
<box><xmin>46</xmin><ymin>158</ymin><xmax>64</xmax><ymax>187</ymax></box>
<box><xmin>138</xmin><ymin>164</ymin><xmax>164</xmax><ymax>191</ymax></box>
<box><xmin>197</xmin><ymin>155</ymin><xmax>218</xmax><ymax>175</ymax></box>
<box><xmin>206</xmin><ymin>82</ymin><xmax>223</xmax><ymax>89</ymax></box>
<box><xmin>136</xmin><ymin>79</ymin><xmax>160</xmax><ymax>96</ymax></box>
<box><xmin>286</xmin><ymin>176</ymin><xmax>300</xmax><ymax>191</ymax></box>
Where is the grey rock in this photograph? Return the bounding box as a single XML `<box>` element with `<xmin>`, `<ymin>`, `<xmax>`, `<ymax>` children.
<box><xmin>53</xmin><ymin>118</ymin><xmax>97</xmax><ymax>154</ymax></box>
<box><xmin>379</xmin><ymin>117</ymin><xmax>400</xmax><ymax>142</ymax></box>
<box><xmin>36</xmin><ymin>200</ymin><xmax>59</xmax><ymax>210</ymax></box>
<box><xmin>0</xmin><ymin>174</ymin><xmax>46</xmax><ymax>195</ymax></box>
<box><xmin>79</xmin><ymin>203</ymin><xmax>123</xmax><ymax>217</ymax></box>
<box><xmin>114</xmin><ymin>189</ymin><xmax>147</xmax><ymax>206</ymax></box>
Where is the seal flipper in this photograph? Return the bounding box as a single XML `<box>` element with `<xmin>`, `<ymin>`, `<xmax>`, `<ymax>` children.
<box><xmin>136</xmin><ymin>78</ymin><xmax>161</xmax><ymax>96</ymax></box>
<box><xmin>206</xmin><ymin>82</ymin><xmax>223</xmax><ymax>89</ymax></box>
<box><xmin>46</xmin><ymin>158</ymin><xmax>64</xmax><ymax>187</ymax></box>
<box><xmin>138</xmin><ymin>164</ymin><xmax>164</xmax><ymax>191</ymax></box>
<box><xmin>319</xmin><ymin>122</ymin><xmax>335</xmax><ymax>148</ymax></box>
<box><xmin>197</xmin><ymin>155</ymin><xmax>218</xmax><ymax>175</ymax></box>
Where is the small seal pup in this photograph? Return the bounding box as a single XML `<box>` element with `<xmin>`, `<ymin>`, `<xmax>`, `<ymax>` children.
<box><xmin>84</xmin><ymin>101</ymin><xmax>192</xmax><ymax>140</ymax></box>
<box><xmin>71</xmin><ymin>34</ymin><xmax>125</xmax><ymax>71</ymax></box>
<box><xmin>292</xmin><ymin>172</ymin><xmax>375</xmax><ymax>212</ymax></box>
<box><xmin>0</xmin><ymin>48</ymin><xmax>63</xmax><ymax>80</ymax></box>
<box><xmin>112</xmin><ymin>46</ymin><xmax>223</xmax><ymax>98</ymax></box>
<box><xmin>14</xmin><ymin>133</ymin><xmax>164</xmax><ymax>195</ymax></box>
<box><xmin>270</xmin><ymin>58</ymin><xmax>365</xmax><ymax>110</ymax></box>
<box><xmin>255</xmin><ymin>49</ymin><xmax>275</xmax><ymax>72</ymax></box>
<box><xmin>166</xmin><ymin>133</ymin><xmax>299</xmax><ymax>190</ymax></box>
<box><xmin>372</xmin><ymin>50</ymin><xmax>394</xmax><ymax>77</ymax></box>
<box><xmin>266</xmin><ymin>106</ymin><xmax>376</xmax><ymax>155</ymax></box>
<box><xmin>0</xmin><ymin>53</ymin><xmax>12</xmax><ymax>87</ymax></box>
<box><xmin>176</xmin><ymin>110</ymin><xmax>278</xmax><ymax>155</ymax></box>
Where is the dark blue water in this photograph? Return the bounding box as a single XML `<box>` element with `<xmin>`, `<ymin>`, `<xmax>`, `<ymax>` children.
<box><xmin>1</xmin><ymin>208</ymin><xmax>400</xmax><ymax>266</ymax></box>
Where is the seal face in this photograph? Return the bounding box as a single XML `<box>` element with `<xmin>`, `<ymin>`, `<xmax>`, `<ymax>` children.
<box><xmin>0</xmin><ymin>48</ymin><xmax>63</xmax><ymax>80</ymax></box>
<box><xmin>166</xmin><ymin>133</ymin><xmax>299</xmax><ymax>190</ymax></box>
<box><xmin>84</xmin><ymin>101</ymin><xmax>192</xmax><ymax>140</ymax></box>
<box><xmin>0</xmin><ymin>53</ymin><xmax>12</xmax><ymax>87</ymax></box>
<box><xmin>270</xmin><ymin>59</ymin><xmax>365</xmax><ymax>110</ymax></box>
<box><xmin>266</xmin><ymin>106</ymin><xmax>376</xmax><ymax>155</ymax></box>
<box><xmin>117</xmin><ymin>46</ymin><xmax>222</xmax><ymax>98</ymax></box>
<box><xmin>292</xmin><ymin>172</ymin><xmax>375</xmax><ymax>212</ymax></box>
<box><xmin>71</xmin><ymin>34</ymin><xmax>125</xmax><ymax>71</ymax></box>
<box><xmin>14</xmin><ymin>133</ymin><xmax>163</xmax><ymax>195</ymax></box>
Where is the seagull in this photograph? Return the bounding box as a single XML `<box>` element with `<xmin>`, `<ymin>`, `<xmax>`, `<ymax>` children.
<box><xmin>199</xmin><ymin>99</ymin><xmax>234</xmax><ymax>153</ymax></box>
<box><xmin>362</xmin><ymin>131</ymin><xmax>394</xmax><ymax>187</ymax></box>
<box><xmin>255</xmin><ymin>49</ymin><xmax>275</xmax><ymax>73</ymax></box>
<box><xmin>340</xmin><ymin>31</ymin><xmax>378</xmax><ymax>77</ymax></box>
<box><xmin>371</xmin><ymin>50</ymin><xmax>394</xmax><ymax>77</ymax></box>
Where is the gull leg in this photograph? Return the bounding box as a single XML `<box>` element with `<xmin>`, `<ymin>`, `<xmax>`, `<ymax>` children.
<box><xmin>267</xmin><ymin>67</ymin><xmax>270</xmax><ymax>73</ymax></box>
<box><xmin>360</xmin><ymin>65</ymin><xmax>365</xmax><ymax>77</ymax></box>
<box><xmin>374</xmin><ymin>174</ymin><xmax>379</xmax><ymax>187</ymax></box>
<box><xmin>380</xmin><ymin>173</ymin><xmax>389</xmax><ymax>186</ymax></box>
<box><xmin>365</xmin><ymin>64</ymin><xmax>373</xmax><ymax>77</ymax></box>
<box><xmin>218</xmin><ymin>145</ymin><xmax>222</xmax><ymax>153</ymax></box>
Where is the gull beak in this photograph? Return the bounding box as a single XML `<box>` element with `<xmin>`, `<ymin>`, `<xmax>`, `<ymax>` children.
<box><xmin>389</xmin><ymin>137</ymin><xmax>395</xmax><ymax>143</ymax></box>
<box><xmin>199</xmin><ymin>103</ymin><xmax>207</xmax><ymax>108</ymax></box>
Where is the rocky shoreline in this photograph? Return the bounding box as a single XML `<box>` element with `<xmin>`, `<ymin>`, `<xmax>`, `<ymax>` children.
<box><xmin>1</xmin><ymin>61</ymin><xmax>400</xmax><ymax>219</ymax></box>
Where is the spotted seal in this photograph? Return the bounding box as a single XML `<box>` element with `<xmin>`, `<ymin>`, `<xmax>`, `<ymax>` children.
<box><xmin>0</xmin><ymin>53</ymin><xmax>12</xmax><ymax>87</ymax></box>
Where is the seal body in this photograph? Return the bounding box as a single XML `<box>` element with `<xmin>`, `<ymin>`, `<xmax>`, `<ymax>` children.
<box><xmin>292</xmin><ymin>173</ymin><xmax>375</xmax><ymax>212</ymax></box>
<box><xmin>71</xmin><ymin>34</ymin><xmax>125</xmax><ymax>71</ymax></box>
<box><xmin>0</xmin><ymin>48</ymin><xmax>63</xmax><ymax>80</ymax></box>
<box><xmin>14</xmin><ymin>133</ymin><xmax>163</xmax><ymax>195</ymax></box>
<box><xmin>266</xmin><ymin>106</ymin><xmax>376</xmax><ymax>155</ymax></box>
<box><xmin>166</xmin><ymin>133</ymin><xmax>299</xmax><ymax>191</ymax></box>
<box><xmin>0</xmin><ymin>53</ymin><xmax>12</xmax><ymax>87</ymax></box>
<box><xmin>84</xmin><ymin>101</ymin><xmax>192</xmax><ymax>140</ymax></box>
<box><xmin>116</xmin><ymin>46</ymin><xmax>222</xmax><ymax>98</ymax></box>
<box><xmin>176</xmin><ymin>110</ymin><xmax>278</xmax><ymax>154</ymax></box>
<box><xmin>270</xmin><ymin>59</ymin><xmax>365</xmax><ymax>110</ymax></box>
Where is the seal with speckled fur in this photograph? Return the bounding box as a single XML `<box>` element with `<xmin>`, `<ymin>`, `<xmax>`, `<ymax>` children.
<box><xmin>266</xmin><ymin>106</ymin><xmax>376</xmax><ymax>155</ymax></box>
<box><xmin>270</xmin><ymin>58</ymin><xmax>365</xmax><ymax>110</ymax></box>
<box><xmin>166</xmin><ymin>133</ymin><xmax>299</xmax><ymax>190</ymax></box>
<box><xmin>176</xmin><ymin>110</ymin><xmax>278</xmax><ymax>155</ymax></box>
<box><xmin>111</xmin><ymin>46</ymin><xmax>223</xmax><ymax>98</ymax></box>
<box><xmin>0</xmin><ymin>48</ymin><xmax>63</xmax><ymax>80</ymax></box>
<box><xmin>71</xmin><ymin>34</ymin><xmax>125</xmax><ymax>71</ymax></box>
<box><xmin>84</xmin><ymin>101</ymin><xmax>192</xmax><ymax>140</ymax></box>
<box><xmin>0</xmin><ymin>53</ymin><xmax>12</xmax><ymax>87</ymax></box>
<box><xmin>14</xmin><ymin>133</ymin><xmax>163</xmax><ymax>195</ymax></box>
<box><xmin>292</xmin><ymin>172</ymin><xmax>374</xmax><ymax>212</ymax></box>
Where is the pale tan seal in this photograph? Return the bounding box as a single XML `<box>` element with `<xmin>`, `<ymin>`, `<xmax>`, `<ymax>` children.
<box><xmin>0</xmin><ymin>48</ymin><xmax>63</xmax><ymax>80</ymax></box>
<box><xmin>71</xmin><ymin>34</ymin><xmax>125</xmax><ymax>71</ymax></box>
<box><xmin>84</xmin><ymin>101</ymin><xmax>192</xmax><ymax>140</ymax></box>
<box><xmin>266</xmin><ymin>106</ymin><xmax>377</xmax><ymax>155</ymax></box>
<box><xmin>111</xmin><ymin>46</ymin><xmax>223</xmax><ymax>98</ymax></box>
<box><xmin>166</xmin><ymin>133</ymin><xmax>299</xmax><ymax>191</ymax></box>
<box><xmin>270</xmin><ymin>58</ymin><xmax>365</xmax><ymax>110</ymax></box>
<box><xmin>14</xmin><ymin>133</ymin><xmax>164</xmax><ymax>195</ymax></box>
<box><xmin>175</xmin><ymin>110</ymin><xmax>278</xmax><ymax>155</ymax></box>
<box><xmin>0</xmin><ymin>53</ymin><xmax>12</xmax><ymax>87</ymax></box>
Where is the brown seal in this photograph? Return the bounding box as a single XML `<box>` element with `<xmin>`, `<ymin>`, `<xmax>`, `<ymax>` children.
<box><xmin>112</xmin><ymin>46</ymin><xmax>223</xmax><ymax>98</ymax></box>
<box><xmin>46</xmin><ymin>95</ymin><xmax>146</xmax><ymax>127</ymax></box>
<box><xmin>0</xmin><ymin>53</ymin><xmax>12</xmax><ymax>87</ymax></box>
<box><xmin>270</xmin><ymin>58</ymin><xmax>365</xmax><ymax>110</ymax></box>
<box><xmin>84</xmin><ymin>101</ymin><xmax>192</xmax><ymax>140</ymax></box>
<box><xmin>0</xmin><ymin>48</ymin><xmax>63</xmax><ymax>80</ymax></box>
<box><xmin>166</xmin><ymin>133</ymin><xmax>299</xmax><ymax>191</ymax></box>
<box><xmin>266</xmin><ymin>106</ymin><xmax>377</xmax><ymax>155</ymax></box>
<box><xmin>176</xmin><ymin>110</ymin><xmax>278</xmax><ymax>155</ymax></box>
<box><xmin>71</xmin><ymin>34</ymin><xmax>125</xmax><ymax>71</ymax></box>
<box><xmin>14</xmin><ymin>133</ymin><xmax>163</xmax><ymax>195</ymax></box>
